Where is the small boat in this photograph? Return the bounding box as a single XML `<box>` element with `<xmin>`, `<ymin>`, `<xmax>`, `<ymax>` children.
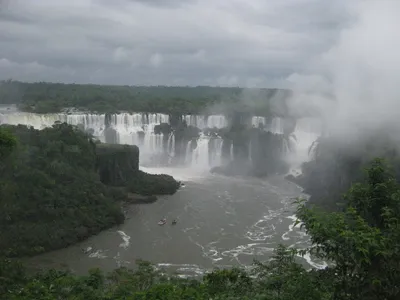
<box><xmin>158</xmin><ymin>218</ymin><xmax>167</xmax><ymax>226</ymax></box>
<box><xmin>172</xmin><ymin>219</ymin><xmax>177</xmax><ymax>225</ymax></box>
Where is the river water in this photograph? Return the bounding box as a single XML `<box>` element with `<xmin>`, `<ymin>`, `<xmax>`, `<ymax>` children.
<box><xmin>25</xmin><ymin>166</ymin><xmax>326</xmax><ymax>277</ymax></box>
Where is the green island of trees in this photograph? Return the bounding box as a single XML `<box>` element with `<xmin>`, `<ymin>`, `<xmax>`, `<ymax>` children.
<box><xmin>0</xmin><ymin>80</ymin><xmax>290</xmax><ymax>115</ymax></box>
<box><xmin>1</xmin><ymin>125</ymin><xmax>400</xmax><ymax>298</ymax></box>
<box><xmin>0</xmin><ymin>124</ymin><xmax>180</xmax><ymax>258</ymax></box>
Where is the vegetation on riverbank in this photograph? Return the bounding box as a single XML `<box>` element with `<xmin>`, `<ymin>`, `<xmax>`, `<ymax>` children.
<box><xmin>0</xmin><ymin>80</ymin><xmax>290</xmax><ymax>115</ymax></box>
<box><xmin>1</xmin><ymin>158</ymin><xmax>400</xmax><ymax>299</ymax></box>
<box><xmin>289</xmin><ymin>131</ymin><xmax>400</xmax><ymax>211</ymax></box>
<box><xmin>96</xmin><ymin>143</ymin><xmax>180</xmax><ymax>195</ymax></box>
<box><xmin>0</xmin><ymin>124</ymin><xmax>180</xmax><ymax>257</ymax></box>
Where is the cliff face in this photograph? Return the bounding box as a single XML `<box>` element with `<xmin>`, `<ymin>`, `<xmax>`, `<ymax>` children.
<box><xmin>210</xmin><ymin>113</ymin><xmax>294</xmax><ymax>177</ymax></box>
<box><xmin>96</xmin><ymin>143</ymin><xmax>180</xmax><ymax>196</ymax></box>
<box><xmin>96</xmin><ymin>143</ymin><xmax>140</xmax><ymax>186</ymax></box>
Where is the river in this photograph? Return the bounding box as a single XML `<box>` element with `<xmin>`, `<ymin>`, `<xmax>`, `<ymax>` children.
<box><xmin>24</xmin><ymin>166</ymin><xmax>326</xmax><ymax>277</ymax></box>
<box><xmin>1</xmin><ymin>107</ymin><xmax>324</xmax><ymax>275</ymax></box>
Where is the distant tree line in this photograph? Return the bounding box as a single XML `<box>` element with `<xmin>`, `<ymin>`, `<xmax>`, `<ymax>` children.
<box><xmin>0</xmin><ymin>80</ymin><xmax>291</xmax><ymax>116</ymax></box>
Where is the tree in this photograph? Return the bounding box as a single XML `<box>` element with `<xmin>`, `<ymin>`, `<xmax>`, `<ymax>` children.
<box><xmin>297</xmin><ymin>158</ymin><xmax>400</xmax><ymax>300</ymax></box>
<box><xmin>0</xmin><ymin>128</ymin><xmax>17</xmax><ymax>159</ymax></box>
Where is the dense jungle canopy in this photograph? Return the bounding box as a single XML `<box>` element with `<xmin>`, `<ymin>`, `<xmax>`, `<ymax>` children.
<box><xmin>0</xmin><ymin>123</ymin><xmax>179</xmax><ymax>258</ymax></box>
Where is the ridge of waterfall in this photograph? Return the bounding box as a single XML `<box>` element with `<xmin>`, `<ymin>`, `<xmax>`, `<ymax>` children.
<box><xmin>0</xmin><ymin>111</ymin><xmax>321</xmax><ymax>172</ymax></box>
<box><xmin>183</xmin><ymin>115</ymin><xmax>227</xmax><ymax>129</ymax></box>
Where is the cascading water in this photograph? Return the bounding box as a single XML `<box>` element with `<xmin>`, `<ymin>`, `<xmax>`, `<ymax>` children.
<box><xmin>189</xmin><ymin>136</ymin><xmax>210</xmax><ymax>171</ymax></box>
<box><xmin>251</xmin><ymin>116</ymin><xmax>284</xmax><ymax>134</ymax></box>
<box><xmin>286</xmin><ymin>117</ymin><xmax>322</xmax><ymax>175</ymax></box>
<box><xmin>167</xmin><ymin>134</ymin><xmax>175</xmax><ymax>157</ymax></box>
<box><xmin>0</xmin><ymin>110</ymin><xmax>320</xmax><ymax>172</ymax></box>
<box><xmin>183</xmin><ymin>114</ymin><xmax>227</xmax><ymax>129</ymax></box>
<box><xmin>0</xmin><ymin>111</ymin><xmax>170</xmax><ymax>164</ymax></box>
<box><xmin>184</xmin><ymin>141</ymin><xmax>193</xmax><ymax>165</ymax></box>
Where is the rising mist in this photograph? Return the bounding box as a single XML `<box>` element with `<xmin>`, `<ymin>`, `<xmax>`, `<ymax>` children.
<box><xmin>286</xmin><ymin>0</ymin><xmax>400</xmax><ymax>143</ymax></box>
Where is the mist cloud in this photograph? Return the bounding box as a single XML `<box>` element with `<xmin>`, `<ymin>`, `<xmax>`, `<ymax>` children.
<box><xmin>0</xmin><ymin>0</ymin><xmax>348</xmax><ymax>86</ymax></box>
<box><xmin>286</xmin><ymin>0</ymin><xmax>400</xmax><ymax>139</ymax></box>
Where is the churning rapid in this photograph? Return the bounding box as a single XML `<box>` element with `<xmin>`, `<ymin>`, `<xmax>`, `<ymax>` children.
<box><xmin>0</xmin><ymin>107</ymin><xmax>323</xmax><ymax>276</ymax></box>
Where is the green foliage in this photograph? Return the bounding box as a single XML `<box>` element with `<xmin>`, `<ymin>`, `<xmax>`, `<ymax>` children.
<box><xmin>95</xmin><ymin>143</ymin><xmax>180</xmax><ymax>195</ymax></box>
<box><xmin>0</xmin><ymin>254</ymin><xmax>324</xmax><ymax>300</ymax></box>
<box><xmin>127</xmin><ymin>171</ymin><xmax>181</xmax><ymax>196</ymax></box>
<box><xmin>297</xmin><ymin>158</ymin><xmax>400</xmax><ymax>299</ymax></box>
<box><xmin>296</xmin><ymin>133</ymin><xmax>400</xmax><ymax>210</ymax></box>
<box><xmin>96</xmin><ymin>143</ymin><xmax>140</xmax><ymax>186</ymax></box>
<box><xmin>0</xmin><ymin>80</ymin><xmax>289</xmax><ymax>115</ymax></box>
<box><xmin>0</xmin><ymin>127</ymin><xmax>17</xmax><ymax>160</ymax></box>
<box><xmin>0</xmin><ymin>124</ymin><xmax>181</xmax><ymax>258</ymax></box>
<box><xmin>0</xmin><ymin>123</ymin><xmax>126</xmax><ymax>257</ymax></box>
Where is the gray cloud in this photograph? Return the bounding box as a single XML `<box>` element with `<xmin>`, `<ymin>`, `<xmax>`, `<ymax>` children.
<box><xmin>119</xmin><ymin>0</ymin><xmax>197</xmax><ymax>8</ymax></box>
<box><xmin>0</xmin><ymin>0</ymin><xmax>349</xmax><ymax>86</ymax></box>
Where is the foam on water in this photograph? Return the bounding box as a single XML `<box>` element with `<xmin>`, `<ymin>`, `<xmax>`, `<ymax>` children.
<box><xmin>301</xmin><ymin>252</ymin><xmax>328</xmax><ymax>270</ymax></box>
<box><xmin>117</xmin><ymin>230</ymin><xmax>131</xmax><ymax>249</ymax></box>
<box><xmin>139</xmin><ymin>166</ymin><xmax>210</xmax><ymax>182</ymax></box>
<box><xmin>88</xmin><ymin>250</ymin><xmax>108</xmax><ymax>259</ymax></box>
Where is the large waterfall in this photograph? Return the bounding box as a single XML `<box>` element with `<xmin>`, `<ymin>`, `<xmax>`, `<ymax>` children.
<box><xmin>0</xmin><ymin>110</ymin><xmax>320</xmax><ymax>171</ymax></box>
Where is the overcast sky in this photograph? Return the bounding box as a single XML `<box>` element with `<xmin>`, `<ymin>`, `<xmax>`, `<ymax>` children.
<box><xmin>0</xmin><ymin>0</ymin><xmax>350</xmax><ymax>87</ymax></box>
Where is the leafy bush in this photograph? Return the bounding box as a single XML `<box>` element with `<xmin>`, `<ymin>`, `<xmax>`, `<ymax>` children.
<box><xmin>128</xmin><ymin>171</ymin><xmax>181</xmax><ymax>196</ymax></box>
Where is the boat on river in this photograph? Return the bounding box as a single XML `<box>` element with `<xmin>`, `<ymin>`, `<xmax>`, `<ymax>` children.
<box><xmin>158</xmin><ymin>218</ymin><xmax>167</xmax><ymax>226</ymax></box>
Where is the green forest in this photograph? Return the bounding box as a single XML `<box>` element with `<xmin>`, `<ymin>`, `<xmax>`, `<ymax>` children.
<box><xmin>1</xmin><ymin>124</ymin><xmax>400</xmax><ymax>298</ymax></box>
<box><xmin>0</xmin><ymin>123</ymin><xmax>180</xmax><ymax>258</ymax></box>
<box><xmin>0</xmin><ymin>80</ymin><xmax>289</xmax><ymax>116</ymax></box>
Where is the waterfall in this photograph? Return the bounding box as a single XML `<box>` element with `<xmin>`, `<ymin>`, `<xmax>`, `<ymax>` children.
<box><xmin>286</xmin><ymin>117</ymin><xmax>322</xmax><ymax>175</ymax></box>
<box><xmin>0</xmin><ymin>110</ymin><xmax>321</xmax><ymax>172</ymax></box>
<box><xmin>167</xmin><ymin>133</ymin><xmax>175</xmax><ymax>157</ymax></box>
<box><xmin>183</xmin><ymin>114</ymin><xmax>227</xmax><ymax>129</ymax></box>
<box><xmin>190</xmin><ymin>137</ymin><xmax>209</xmax><ymax>171</ymax></box>
<box><xmin>249</xmin><ymin>140</ymin><xmax>252</xmax><ymax>162</ymax></box>
<box><xmin>251</xmin><ymin>116</ymin><xmax>265</xmax><ymax>128</ymax></box>
<box><xmin>207</xmin><ymin>115</ymin><xmax>227</xmax><ymax>129</ymax></box>
<box><xmin>251</xmin><ymin>116</ymin><xmax>284</xmax><ymax>134</ymax></box>
<box><xmin>210</xmin><ymin>138</ymin><xmax>223</xmax><ymax>167</ymax></box>
<box><xmin>184</xmin><ymin>141</ymin><xmax>192</xmax><ymax>164</ymax></box>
